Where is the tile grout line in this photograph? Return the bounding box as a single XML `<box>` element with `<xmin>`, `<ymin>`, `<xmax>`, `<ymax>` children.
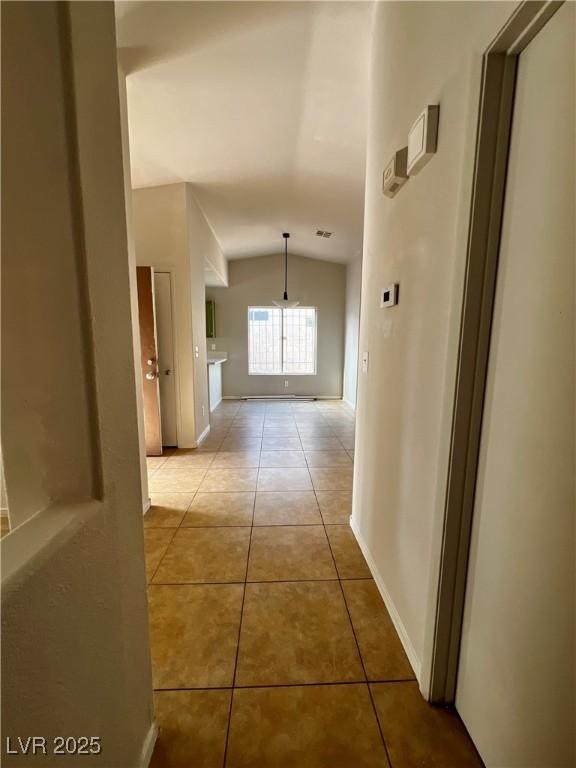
<box><xmin>147</xmin><ymin>522</ymin><xmax>361</xmax><ymax>530</ymax></box>
<box><xmin>148</xmin><ymin>576</ymin><xmax>374</xmax><ymax>586</ymax></box>
<box><xmin>220</xmin><ymin>437</ymin><xmax>259</xmax><ymax>768</ymax></box>
<box><xmin>148</xmin><ymin>402</ymin><xmax>364</xmax><ymax>764</ymax></box>
<box><xmin>312</xmin><ymin>409</ymin><xmax>392</xmax><ymax>765</ymax></box>
<box><xmin>147</xmin><ymin>526</ymin><xmax>179</xmax><ymax>584</ymax></box>
<box><xmin>223</xmin><ymin>402</ymin><xmax>296</xmax><ymax>766</ymax></box>
<box><xmin>148</xmin><ymin>454</ymin><xmax>212</xmax><ymax>583</ymax></box>
<box><xmin>154</xmin><ymin>678</ymin><xmax>417</xmax><ymax>693</ymax></box>
<box><xmin>147</xmin><ymin>420</ymin><xmax>234</xmax><ymax>579</ymax></box>
<box><xmin>308</xmin><ymin>434</ymin><xmax>394</xmax><ymax>768</ymax></box>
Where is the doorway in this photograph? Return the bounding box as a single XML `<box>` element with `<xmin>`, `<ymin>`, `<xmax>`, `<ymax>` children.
<box><xmin>137</xmin><ymin>268</ymin><xmax>179</xmax><ymax>453</ymax></box>
<box><xmin>431</xmin><ymin>2</ymin><xmax>574</xmax><ymax>766</ymax></box>
<box><xmin>136</xmin><ymin>266</ymin><xmax>162</xmax><ymax>456</ymax></box>
<box><xmin>154</xmin><ymin>272</ymin><xmax>178</xmax><ymax>448</ymax></box>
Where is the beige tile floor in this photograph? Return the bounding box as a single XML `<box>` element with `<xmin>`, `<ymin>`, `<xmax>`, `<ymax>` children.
<box><xmin>145</xmin><ymin>400</ymin><xmax>483</xmax><ymax>768</ymax></box>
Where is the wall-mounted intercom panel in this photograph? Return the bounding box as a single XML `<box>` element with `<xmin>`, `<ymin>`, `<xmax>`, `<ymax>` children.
<box><xmin>407</xmin><ymin>105</ymin><xmax>439</xmax><ymax>175</ymax></box>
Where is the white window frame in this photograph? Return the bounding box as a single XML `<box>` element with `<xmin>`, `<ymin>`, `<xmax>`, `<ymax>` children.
<box><xmin>247</xmin><ymin>306</ymin><xmax>317</xmax><ymax>376</ymax></box>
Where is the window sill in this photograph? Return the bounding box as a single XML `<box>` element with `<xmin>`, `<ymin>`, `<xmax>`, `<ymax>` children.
<box><xmin>248</xmin><ymin>372</ymin><xmax>317</xmax><ymax>377</ymax></box>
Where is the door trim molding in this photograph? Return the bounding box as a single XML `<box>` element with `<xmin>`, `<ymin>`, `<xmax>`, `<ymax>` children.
<box><xmin>429</xmin><ymin>0</ymin><xmax>564</xmax><ymax>704</ymax></box>
<box><xmin>153</xmin><ymin>270</ymin><xmax>180</xmax><ymax>448</ymax></box>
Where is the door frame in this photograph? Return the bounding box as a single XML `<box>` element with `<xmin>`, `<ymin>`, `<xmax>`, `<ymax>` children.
<box><xmin>429</xmin><ymin>0</ymin><xmax>565</xmax><ymax>704</ymax></box>
<box><xmin>154</xmin><ymin>270</ymin><xmax>179</xmax><ymax>448</ymax></box>
<box><xmin>153</xmin><ymin>267</ymin><xmax>181</xmax><ymax>448</ymax></box>
<box><xmin>136</xmin><ymin>265</ymin><xmax>163</xmax><ymax>456</ymax></box>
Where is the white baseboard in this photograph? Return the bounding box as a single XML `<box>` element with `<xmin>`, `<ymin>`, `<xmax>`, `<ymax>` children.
<box><xmin>342</xmin><ymin>397</ymin><xmax>356</xmax><ymax>410</ymax></box>
<box><xmin>350</xmin><ymin>516</ymin><xmax>422</xmax><ymax>681</ymax></box>
<box><xmin>143</xmin><ymin>498</ymin><xmax>151</xmax><ymax>515</ymax></box>
<box><xmin>195</xmin><ymin>424</ymin><xmax>211</xmax><ymax>446</ymax></box>
<box><xmin>138</xmin><ymin>721</ymin><xmax>158</xmax><ymax>768</ymax></box>
<box><xmin>222</xmin><ymin>395</ymin><xmax>343</xmax><ymax>401</ymax></box>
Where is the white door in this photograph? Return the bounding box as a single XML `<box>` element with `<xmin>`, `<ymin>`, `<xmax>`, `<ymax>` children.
<box><xmin>456</xmin><ymin>5</ymin><xmax>575</xmax><ymax>768</ymax></box>
<box><xmin>154</xmin><ymin>272</ymin><xmax>178</xmax><ymax>447</ymax></box>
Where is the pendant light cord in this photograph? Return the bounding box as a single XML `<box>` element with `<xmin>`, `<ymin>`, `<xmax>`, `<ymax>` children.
<box><xmin>283</xmin><ymin>233</ymin><xmax>289</xmax><ymax>300</ymax></box>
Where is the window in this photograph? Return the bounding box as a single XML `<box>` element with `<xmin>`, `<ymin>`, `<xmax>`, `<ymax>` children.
<box><xmin>248</xmin><ymin>306</ymin><xmax>317</xmax><ymax>375</ymax></box>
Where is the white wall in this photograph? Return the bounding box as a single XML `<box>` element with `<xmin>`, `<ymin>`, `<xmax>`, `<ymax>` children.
<box><xmin>0</xmin><ymin>450</ymin><xmax>9</xmax><ymax>524</ymax></box>
<box><xmin>195</xmin><ymin>188</ymin><xmax>228</xmax><ymax>287</ymax></box>
<box><xmin>342</xmin><ymin>257</ymin><xmax>362</xmax><ymax>408</ymax></box>
<box><xmin>1</xmin><ymin>4</ymin><xmax>154</xmax><ymax>765</ymax></box>
<box><xmin>132</xmin><ymin>183</ymin><xmax>219</xmax><ymax>446</ymax></box>
<box><xmin>133</xmin><ymin>184</ymin><xmax>195</xmax><ymax>446</ymax></box>
<box><xmin>115</xmin><ymin>1</ymin><xmax>371</xmax><ymax>264</ymax></box>
<box><xmin>352</xmin><ymin>0</ymin><xmax>516</xmax><ymax>684</ymax></box>
<box><xmin>186</xmin><ymin>187</ymin><xmax>214</xmax><ymax>439</ymax></box>
<box><xmin>2</xmin><ymin>1</ymin><xmax>95</xmax><ymax>525</ymax></box>
<box><xmin>118</xmin><ymin>64</ymin><xmax>149</xmax><ymax>511</ymax></box>
<box><xmin>207</xmin><ymin>254</ymin><xmax>346</xmax><ymax>398</ymax></box>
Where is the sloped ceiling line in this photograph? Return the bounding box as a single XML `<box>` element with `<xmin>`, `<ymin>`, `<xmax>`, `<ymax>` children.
<box><xmin>116</xmin><ymin>1</ymin><xmax>372</xmax><ymax>264</ymax></box>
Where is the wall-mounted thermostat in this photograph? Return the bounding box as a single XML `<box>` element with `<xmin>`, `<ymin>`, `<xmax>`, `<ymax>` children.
<box><xmin>407</xmin><ymin>105</ymin><xmax>439</xmax><ymax>175</ymax></box>
<box><xmin>382</xmin><ymin>147</ymin><xmax>408</xmax><ymax>198</ymax></box>
<box><xmin>380</xmin><ymin>283</ymin><xmax>399</xmax><ymax>308</ymax></box>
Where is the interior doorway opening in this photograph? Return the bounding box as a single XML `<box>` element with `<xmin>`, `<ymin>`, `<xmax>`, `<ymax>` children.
<box><xmin>430</xmin><ymin>2</ymin><xmax>574</xmax><ymax>765</ymax></box>
<box><xmin>153</xmin><ymin>272</ymin><xmax>178</xmax><ymax>448</ymax></box>
<box><xmin>136</xmin><ymin>267</ymin><xmax>178</xmax><ymax>455</ymax></box>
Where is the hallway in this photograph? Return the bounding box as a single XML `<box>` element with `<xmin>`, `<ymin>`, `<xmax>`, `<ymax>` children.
<box><xmin>144</xmin><ymin>400</ymin><xmax>481</xmax><ymax>768</ymax></box>
<box><xmin>2</xmin><ymin>2</ymin><xmax>574</xmax><ymax>765</ymax></box>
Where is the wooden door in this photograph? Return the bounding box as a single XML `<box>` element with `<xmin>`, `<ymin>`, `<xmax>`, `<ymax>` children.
<box><xmin>136</xmin><ymin>266</ymin><xmax>162</xmax><ymax>456</ymax></box>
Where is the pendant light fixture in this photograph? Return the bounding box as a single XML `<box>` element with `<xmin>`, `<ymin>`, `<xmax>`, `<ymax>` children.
<box><xmin>273</xmin><ymin>232</ymin><xmax>299</xmax><ymax>308</ymax></box>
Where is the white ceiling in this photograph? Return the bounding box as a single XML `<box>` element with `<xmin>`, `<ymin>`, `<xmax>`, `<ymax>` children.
<box><xmin>115</xmin><ymin>1</ymin><xmax>372</xmax><ymax>263</ymax></box>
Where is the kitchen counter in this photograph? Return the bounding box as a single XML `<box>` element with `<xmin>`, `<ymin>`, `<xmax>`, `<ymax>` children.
<box><xmin>207</xmin><ymin>354</ymin><xmax>226</xmax><ymax>410</ymax></box>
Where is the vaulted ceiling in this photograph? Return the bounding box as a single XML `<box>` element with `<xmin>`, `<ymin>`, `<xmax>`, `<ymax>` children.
<box><xmin>115</xmin><ymin>1</ymin><xmax>372</xmax><ymax>263</ymax></box>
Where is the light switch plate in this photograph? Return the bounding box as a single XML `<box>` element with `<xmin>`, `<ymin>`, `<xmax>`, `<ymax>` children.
<box><xmin>380</xmin><ymin>283</ymin><xmax>399</xmax><ymax>308</ymax></box>
<box><xmin>382</xmin><ymin>147</ymin><xmax>409</xmax><ymax>198</ymax></box>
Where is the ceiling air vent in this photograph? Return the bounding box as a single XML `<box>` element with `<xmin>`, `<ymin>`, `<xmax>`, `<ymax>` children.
<box><xmin>316</xmin><ymin>230</ymin><xmax>332</xmax><ymax>238</ymax></box>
